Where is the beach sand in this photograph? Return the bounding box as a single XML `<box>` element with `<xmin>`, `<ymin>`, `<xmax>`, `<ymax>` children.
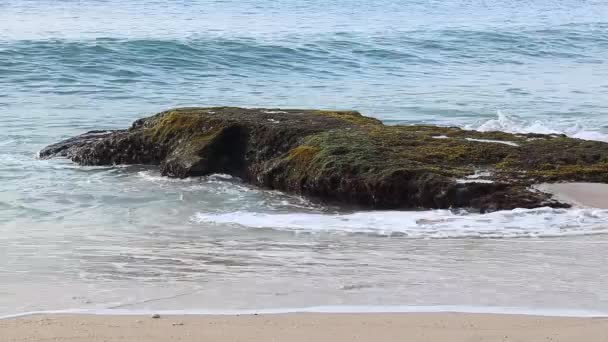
<box><xmin>537</xmin><ymin>182</ymin><xmax>608</xmax><ymax>209</ymax></box>
<box><xmin>2</xmin><ymin>313</ymin><xmax>608</xmax><ymax>342</ymax></box>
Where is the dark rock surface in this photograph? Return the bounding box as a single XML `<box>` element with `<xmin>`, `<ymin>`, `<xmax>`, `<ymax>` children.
<box><xmin>40</xmin><ymin>107</ymin><xmax>608</xmax><ymax>212</ymax></box>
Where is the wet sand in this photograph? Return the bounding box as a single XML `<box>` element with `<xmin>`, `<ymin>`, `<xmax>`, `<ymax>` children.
<box><xmin>3</xmin><ymin>313</ymin><xmax>608</xmax><ymax>342</ymax></box>
<box><xmin>537</xmin><ymin>182</ymin><xmax>608</xmax><ymax>209</ymax></box>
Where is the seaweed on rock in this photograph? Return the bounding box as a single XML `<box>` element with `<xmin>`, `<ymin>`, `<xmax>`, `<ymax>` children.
<box><xmin>40</xmin><ymin>107</ymin><xmax>608</xmax><ymax>211</ymax></box>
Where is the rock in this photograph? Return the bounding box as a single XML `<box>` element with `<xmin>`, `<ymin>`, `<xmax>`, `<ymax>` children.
<box><xmin>151</xmin><ymin>314</ymin><xmax>161</xmax><ymax>319</ymax></box>
<box><xmin>39</xmin><ymin>107</ymin><xmax>608</xmax><ymax>212</ymax></box>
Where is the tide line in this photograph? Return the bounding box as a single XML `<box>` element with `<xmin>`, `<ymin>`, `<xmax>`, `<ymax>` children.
<box><xmin>2</xmin><ymin>305</ymin><xmax>607</xmax><ymax>320</ymax></box>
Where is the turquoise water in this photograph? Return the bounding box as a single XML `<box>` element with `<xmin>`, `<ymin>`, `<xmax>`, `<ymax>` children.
<box><xmin>2</xmin><ymin>0</ymin><xmax>608</xmax><ymax>316</ymax></box>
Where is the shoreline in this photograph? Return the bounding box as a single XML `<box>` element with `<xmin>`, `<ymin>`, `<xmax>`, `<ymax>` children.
<box><xmin>3</xmin><ymin>305</ymin><xmax>608</xmax><ymax>320</ymax></box>
<box><xmin>4</xmin><ymin>312</ymin><xmax>608</xmax><ymax>342</ymax></box>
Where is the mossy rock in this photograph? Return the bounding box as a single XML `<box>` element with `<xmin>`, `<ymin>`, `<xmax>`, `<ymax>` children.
<box><xmin>40</xmin><ymin>107</ymin><xmax>608</xmax><ymax>212</ymax></box>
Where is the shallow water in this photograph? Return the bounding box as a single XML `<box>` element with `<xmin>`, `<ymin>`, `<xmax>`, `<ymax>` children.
<box><xmin>2</xmin><ymin>0</ymin><xmax>608</xmax><ymax>316</ymax></box>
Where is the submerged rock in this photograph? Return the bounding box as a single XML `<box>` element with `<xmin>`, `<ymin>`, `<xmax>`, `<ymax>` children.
<box><xmin>40</xmin><ymin>107</ymin><xmax>608</xmax><ymax>212</ymax></box>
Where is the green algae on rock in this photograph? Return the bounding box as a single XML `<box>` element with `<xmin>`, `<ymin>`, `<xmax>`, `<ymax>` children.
<box><xmin>39</xmin><ymin>107</ymin><xmax>608</xmax><ymax>212</ymax></box>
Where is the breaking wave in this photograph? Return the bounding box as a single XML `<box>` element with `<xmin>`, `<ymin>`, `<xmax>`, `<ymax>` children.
<box><xmin>468</xmin><ymin>111</ymin><xmax>608</xmax><ymax>143</ymax></box>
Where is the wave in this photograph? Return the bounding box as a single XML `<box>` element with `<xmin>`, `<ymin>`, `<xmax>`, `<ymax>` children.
<box><xmin>2</xmin><ymin>24</ymin><xmax>607</xmax><ymax>79</ymax></box>
<box><xmin>192</xmin><ymin>207</ymin><xmax>608</xmax><ymax>238</ymax></box>
<box><xmin>467</xmin><ymin>111</ymin><xmax>608</xmax><ymax>143</ymax></box>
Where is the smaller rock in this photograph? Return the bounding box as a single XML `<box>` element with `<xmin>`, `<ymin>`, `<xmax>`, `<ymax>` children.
<box><xmin>151</xmin><ymin>314</ymin><xmax>161</xmax><ymax>319</ymax></box>
<box><xmin>172</xmin><ymin>322</ymin><xmax>184</xmax><ymax>326</ymax></box>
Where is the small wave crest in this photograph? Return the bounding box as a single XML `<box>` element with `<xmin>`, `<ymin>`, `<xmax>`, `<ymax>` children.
<box><xmin>468</xmin><ymin>111</ymin><xmax>608</xmax><ymax>143</ymax></box>
<box><xmin>0</xmin><ymin>139</ymin><xmax>16</xmax><ymax>146</ymax></box>
<box><xmin>192</xmin><ymin>207</ymin><xmax>608</xmax><ymax>238</ymax></box>
<box><xmin>136</xmin><ymin>170</ymin><xmax>234</xmax><ymax>183</ymax></box>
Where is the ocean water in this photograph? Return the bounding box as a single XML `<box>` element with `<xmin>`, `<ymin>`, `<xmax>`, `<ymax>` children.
<box><xmin>2</xmin><ymin>0</ymin><xmax>608</xmax><ymax>317</ymax></box>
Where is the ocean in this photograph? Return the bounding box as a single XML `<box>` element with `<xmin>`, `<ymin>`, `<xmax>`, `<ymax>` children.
<box><xmin>1</xmin><ymin>0</ymin><xmax>608</xmax><ymax>317</ymax></box>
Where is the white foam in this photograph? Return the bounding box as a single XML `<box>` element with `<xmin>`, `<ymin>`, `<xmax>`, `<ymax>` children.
<box><xmin>458</xmin><ymin>170</ymin><xmax>494</xmax><ymax>183</ymax></box>
<box><xmin>466</xmin><ymin>170</ymin><xmax>493</xmax><ymax>179</ymax></box>
<box><xmin>263</xmin><ymin>110</ymin><xmax>287</xmax><ymax>114</ymax></box>
<box><xmin>87</xmin><ymin>130</ymin><xmax>114</xmax><ymax>136</ymax></box>
<box><xmin>432</xmin><ymin>135</ymin><xmax>449</xmax><ymax>139</ymax></box>
<box><xmin>465</xmin><ymin>137</ymin><xmax>520</xmax><ymax>147</ymax></box>
<box><xmin>192</xmin><ymin>207</ymin><xmax>608</xmax><ymax>238</ymax></box>
<box><xmin>136</xmin><ymin>171</ymin><xmax>234</xmax><ymax>183</ymax></box>
<box><xmin>467</xmin><ymin>111</ymin><xmax>608</xmax><ymax>143</ymax></box>
<box><xmin>456</xmin><ymin>179</ymin><xmax>494</xmax><ymax>184</ymax></box>
<box><xmin>137</xmin><ymin>170</ymin><xmax>192</xmax><ymax>182</ymax></box>
<box><xmin>2</xmin><ymin>305</ymin><xmax>606</xmax><ymax>320</ymax></box>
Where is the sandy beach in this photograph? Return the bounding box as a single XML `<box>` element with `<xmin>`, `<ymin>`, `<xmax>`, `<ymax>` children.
<box><xmin>2</xmin><ymin>313</ymin><xmax>608</xmax><ymax>342</ymax></box>
<box><xmin>537</xmin><ymin>182</ymin><xmax>608</xmax><ymax>209</ymax></box>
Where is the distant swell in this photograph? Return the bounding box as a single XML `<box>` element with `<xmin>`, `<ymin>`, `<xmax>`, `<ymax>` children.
<box><xmin>2</xmin><ymin>24</ymin><xmax>608</xmax><ymax>83</ymax></box>
<box><xmin>192</xmin><ymin>207</ymin><xmax>608</xmax><ymax>238</ymax></box>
